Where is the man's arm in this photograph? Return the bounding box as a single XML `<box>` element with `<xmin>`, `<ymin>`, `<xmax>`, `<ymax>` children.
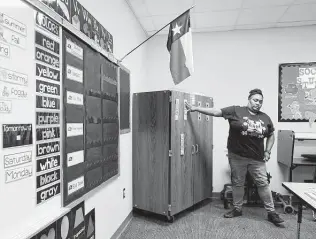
<box><xmin>186</xmin><ymin>104</ymin><xmax>223</xmax><ymax>117</ymax></box>
<box><xmin>265</xmin><ymin>132</ymin><xmax>275</xmax><ymax>154</ymax></box>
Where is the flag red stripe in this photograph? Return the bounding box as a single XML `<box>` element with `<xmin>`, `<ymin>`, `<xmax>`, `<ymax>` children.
<box><xmin>169</xmin><ymin>39</ymin><xmax>190</xmax><ymax>85</ymax></box>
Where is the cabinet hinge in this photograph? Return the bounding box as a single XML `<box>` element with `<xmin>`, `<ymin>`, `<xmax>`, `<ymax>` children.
<box><xmin>168</xmin><ymin>204</ymin><xmax>171</xmax><ymax>212</ymax></box>
<box><xmin>169</xmin><ymin>95</ymin><xmax>172</xmax><ymax>102</ymax></box>
<box><xmin>169</xmin><ymin>150</ymin><xmax>172</xmax><ymax>157</ymax></box>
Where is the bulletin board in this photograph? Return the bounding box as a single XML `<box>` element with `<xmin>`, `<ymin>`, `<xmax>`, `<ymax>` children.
<box><xmin>278</xmin><ymin>62</ymin><xmax>316</xmax><ymax>123</ymax></box>
<box><xmin>119</xmin><ymin>64</ymin><xmax>131</xmax><ymax>134</ymax></box>
<box><xmin>62</xmin><ymin>29</ymin><xmax>119</xmax><ymax>206</ymax></box>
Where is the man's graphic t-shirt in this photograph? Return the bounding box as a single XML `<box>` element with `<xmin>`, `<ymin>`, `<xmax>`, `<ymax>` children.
<box><xmin>221</xmin><ymin>106</ymin><xmax>275</xmax><ymax>161</ymax></box>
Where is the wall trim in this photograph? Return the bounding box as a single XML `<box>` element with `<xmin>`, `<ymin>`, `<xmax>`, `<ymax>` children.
<box><xmin>110</xmin><ymin>211</ymin><xmax>133</xmax><ymax>239</ymax></box>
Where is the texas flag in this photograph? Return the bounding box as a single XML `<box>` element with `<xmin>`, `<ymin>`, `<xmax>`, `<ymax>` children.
<box><xmin>167</xmin><ymin>10</ymin><xmax>194</xmax><ymax>85</ymax></box>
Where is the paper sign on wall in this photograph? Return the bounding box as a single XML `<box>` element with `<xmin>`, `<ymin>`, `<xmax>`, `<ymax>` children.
<box><xmin>2</xmin><ymin>124</ymin><xmax>32</xmax><ymax>148</ymax></box>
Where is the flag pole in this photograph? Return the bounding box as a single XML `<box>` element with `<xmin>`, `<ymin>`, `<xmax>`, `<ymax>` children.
<box><xmin>118</xmin><ymin>5</ymin><xmax>196</xmax><ymax>63</ymax></box>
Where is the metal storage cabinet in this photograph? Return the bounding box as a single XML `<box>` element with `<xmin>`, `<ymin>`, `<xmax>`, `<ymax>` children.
<box><xmin>132</xmin><ymin>90</ymin><xmax>213</xmax><ymax>221</ymax></box>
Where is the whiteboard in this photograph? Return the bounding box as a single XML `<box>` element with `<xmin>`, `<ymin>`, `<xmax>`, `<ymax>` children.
<box><xmin>0</xmin><ymin>1</ymin><xmax>69</xmax><ymax>238</ymax></box>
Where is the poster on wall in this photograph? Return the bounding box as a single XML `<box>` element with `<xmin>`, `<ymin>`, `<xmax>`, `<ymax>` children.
<box><xmin>2</xmin><ymin>124</ymin><xmax>32</xmax><ymax>148</ymax></box>
<box><xmin>279</xmin><ymin>62</ymin><xmax>316</xmax><ymax>124</ymax></box>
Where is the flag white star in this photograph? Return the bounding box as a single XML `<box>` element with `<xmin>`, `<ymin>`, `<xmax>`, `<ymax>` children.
<box><xmin>172</xmin><ymin>23</ymin><xmax>182</xmax><ymax>36</ymax></box>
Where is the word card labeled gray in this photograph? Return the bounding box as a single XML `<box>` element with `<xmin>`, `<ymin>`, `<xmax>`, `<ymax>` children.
<box><xmin>37</xmin><ymin>182</ymin><xmax>60</xmax><ymax>204</ymax></box>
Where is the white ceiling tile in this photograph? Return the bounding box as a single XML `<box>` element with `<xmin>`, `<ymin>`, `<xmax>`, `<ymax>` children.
<box><xmin>280</xmin><ymin>3</ymin><xmax>316</xmax><ymax>21</ymax></box>
<box><xmin>235</xmin><ymin>23</ymin><xmax>276</xmax><ymax>30</ymax></box>
<box><xmin>194</xmin><ymin>10</ymin><xmax>239</xmax><ymax>28</ymax></box>
<box><xmin>242</xmin><ymin>0</ymin><xmax>294</xmax><ymax>8</ymax></box>
<box><xmin>237</xmin><ymin>6</ymin><xmax>288</xmax><ymax>25</ymax></box>
<box><xmin>193</xmin><ymin>26</ymin><xmax>234</xmax><ymax>32</ymax></box>
<box><xmin>129</xmin><ymin>0</ymin><xmax>151</xmax><ymax>17</ymax></box>
<box><xmin>145</xmin><ymin>0</ymin><xmax>194</xmax><ymax>16</ymax></box>
<box><xmin>151</xmin><ymin>15</ymin><xmax>179</xmax><ymax>29</ymax></box>
<box><xmin>147</xmin><ymin>29</ymin><xmax>169</xmax><ymax>35</ymax></box>
<box><xmin>139</xmin><ymin>17</ymin><xmax>156</xmax><ymax>31</ymax></box>
<box><xmin>293</xmin><ymin>0</ymin><xmax>316</xmax><ymax>4</ymax></box>
<box><xmin>194</xmin><ymin>0</ymin><xmax>243</xmax><ymax>13</ymax></box>
<box><xmin>276</xmin><ymin>20</ymin><xmax>316</xmax><ymax>27</ymax></box>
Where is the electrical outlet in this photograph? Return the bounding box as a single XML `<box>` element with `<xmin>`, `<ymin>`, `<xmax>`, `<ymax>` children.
<box><xmin>123</xmin><ymin>188</ymin><xmax>126</xmax><ymax>199</ymax></box>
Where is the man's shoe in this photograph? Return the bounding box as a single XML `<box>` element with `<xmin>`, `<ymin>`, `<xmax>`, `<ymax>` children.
<box><xmin>224</xmin><ymin>208</ymin><xmax>242</xmax><ymax>218</ymax></box>
<box><xmin>268</xmin><ymin>212</ymin><xmax>284</xmax><ymax>224</ymax></box>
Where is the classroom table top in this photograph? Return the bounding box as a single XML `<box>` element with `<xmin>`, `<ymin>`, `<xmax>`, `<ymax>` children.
<box><xmin>282</xmin><ymin>182</ymin><xmax>316</xmax><ymax>210</ymax></box>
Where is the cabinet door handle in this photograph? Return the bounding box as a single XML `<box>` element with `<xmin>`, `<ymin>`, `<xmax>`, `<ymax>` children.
<box><xmin>192</xmin><ymin>145</ymin><xmax>196</xmax><ymax>154</ymax></box>
<box><xmin>196</xmin><ymin>144</ymin><xmax>199</xmax><ymax>154</ymax></box>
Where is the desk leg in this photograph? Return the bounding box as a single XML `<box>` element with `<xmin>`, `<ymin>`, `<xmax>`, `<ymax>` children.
<box><xmin>297</xmin><ymin>202</ymin><xmax>302</xmax><ymax>239</ymax></box>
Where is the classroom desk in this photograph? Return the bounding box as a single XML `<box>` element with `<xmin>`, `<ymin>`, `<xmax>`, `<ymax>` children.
<box><xmin>282</xmin><ymin>182</ymin><xmax>316</xmax><ymax>239</ymax></box>
<box><xmin>290</xmin><ymin>157</ymin><xmax>316</xmax><ymax>182</ymax></box>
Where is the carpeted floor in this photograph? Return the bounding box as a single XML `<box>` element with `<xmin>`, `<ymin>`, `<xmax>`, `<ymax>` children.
<box><xmin>119</xmin><ymin>200</ymin><xmax>316</xmax><ymax>239</ymax></box>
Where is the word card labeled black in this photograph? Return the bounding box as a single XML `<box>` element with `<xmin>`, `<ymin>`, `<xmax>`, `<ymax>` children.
<box><xmin>36</xmin><ymin>63</ymin><xmax>60</xmax><ymax>82</ymax></box>
<box><xmin>35</xmin><ymin>31</ymin><xmax>60</xmax><ymax>54</ymax></box>
<box><xmin>36</xmin><ymin>112</ymin><xmax>60</xmax><ymax>125</ymax></box>
<box><xmin>2</xmin><ymin>124</ymin><xmax>32</xmax><ymax>148</ymax></box>
<box><xmin>35</xmin><ymin>47</ymin><xmax>60</xmax><ymax>68</ymax></box>
<box><xmin>37</xmin><ymin>155</ymin><xmax>60</xmax><ymax>173</ymax></box>
<box><xmin>36</xmin><ymin>169</ymin><xmax>60</xmax><ymax>188</ymax></box>
<box><xmin>36</xmin><ymin>126</ymin><xmax>60</xmax><ymax>141</ymax></box>
<box><xmin>36</xmin><ymin>95</ymin><xmax>60</xmax><ymax>110</ymax></box>
<box><xmin>37</xmin><ymin>182</ymin><xmax>60</xmax><ymax>204</ymax></box>
<box><xmin>37</xmin><ymin>141</ymin><xmax>60</xmax><ymax>157</ymax></box>
<box><xmin>35</xmin><ymin>11</ymin><xmax>60</xmax><ymax>36</ymax></box>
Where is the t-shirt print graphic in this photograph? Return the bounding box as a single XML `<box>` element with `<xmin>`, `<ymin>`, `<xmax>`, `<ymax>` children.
<box><xmin>241</xmin><ymin>117</ymin><xmax>266</xmax><ymax>138</ymax></box>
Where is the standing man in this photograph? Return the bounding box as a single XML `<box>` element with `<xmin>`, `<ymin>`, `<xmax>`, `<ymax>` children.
<box><xmin>185</xmin><ymin>88</ymin><xmax>284</xmax><ymax>225</ymax></box>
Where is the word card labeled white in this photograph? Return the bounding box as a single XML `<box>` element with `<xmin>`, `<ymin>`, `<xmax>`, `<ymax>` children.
<box><xmin>184</xmin><ymin>99</ymin><xmax>188</xmax><ymax>120</ymax></box>
<box><xmin>175</xmin><ymin>99</ymin><xmax>179</xmax><ymax>121</ymax></box>
<box><xmin>180</xmin><ymin>133</ymin><xmax>185</xmax><ymax>156</ymax></box>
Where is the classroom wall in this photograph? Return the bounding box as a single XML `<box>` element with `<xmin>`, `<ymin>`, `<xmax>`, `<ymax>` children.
<box><xmin>144</xmin><ymin>26</ymin><xmax>316</xmax><ymax>194</ymax></box>
<box><xmin>0</xmin><ymin>0</ymin><xmax>147</xmax><ymax>239</ymax></box>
